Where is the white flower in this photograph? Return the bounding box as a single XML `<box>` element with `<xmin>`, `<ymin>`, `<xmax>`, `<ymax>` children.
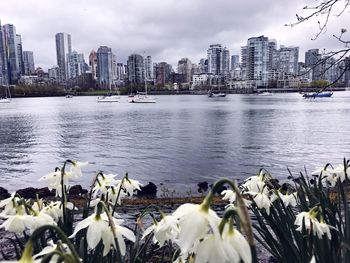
<box><xmin>70</xmin><ymin>161</ymin><xmax>89</xmax><ymax>179</ymax></box>
<box><xmin>69</xmin><ymin>212</ymin><xmax>135</xmax><ymax>256</ymax></box>
<box><xmin>142</xmin><ymin>215</ymin><xmax>179</xmax><ymax>247</ymax></box>
<box><xmin>0</xmin><ymin>214</ymin><xmax>32</xmax><ymax>234</ymax></box>
<box><xmin>247</xmin><ymin>191</ymin><xmax>272</xmax><ymax>215</ymax></box>
<box><xmin>222</xmin><ymin>225</ymin><xmax>252</xmax><ymax>263</ymax></box>
<box><xmin>295</xmin><ymin>211</ymin><xmax>331</xmax><ymax>240</ymax></box>
<box><xmin>242</xmin><ymin>173</ymin><xmax>268</xmax><ymax>194</ymax></box>
<box><xmin>28</xmin><ymin>212</ymin><xmax>57</xmax><ymax>234</ymax></box>
<box><xmin>92</xmin><ymin>173</ymin><xmax>118</xmax><ymax>197</ymax></box>
<box><xmin>273</xmin><ymin>191</ymin><xmax>297</xmax><ymax>207</ymax></box>
<box><xmin>221</xmin><ymin>190</ymin><xmax>236</xmax><ymax>203</ymax></box>
<box><xmin>172</xmin><ymin>203</ymin><xmax>220</xmax><ymax>254</ymax></box>
<box><xmin>332</xmin><ymin>165</ymin><xmax>350</xmax><ymax>183</ymax></box>
<box><xmin>41</xmin><ymin>201</ymin><xmax>75</xmax><ymax>222</ymax></box>
<box><xmin>194</xmin><ymin>234</ymin><xmax>229</xmax><ymax>263</ymax></box>
<box><xmin>38</xmin><ymin>170</ymin><xmax>70</xmax><ymax>197</ymax></box>
<box><xmin>116</xmin><ymin>178</ymin><xmax>142</xmax><ymax>196</ymax></box>
<box><xmin>33</xmin><ymin>240</ymin><xmax>73</xmax><ymax>262</ymax></box>
<box><xmin>107</xmin><ymin>185</ymin><xmax>126</xmax><ymax>205</ymax></box>
<box><xmin>0</xmin><ymin>192</ymin><xmax>19</xmax><ymax>216</ymax></box>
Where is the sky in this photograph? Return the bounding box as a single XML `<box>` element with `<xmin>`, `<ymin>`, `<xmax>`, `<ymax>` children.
<box><xmin>1</xmin><ymin>0</ymin><xmax>349</xmax><ymax>71</ymax></box>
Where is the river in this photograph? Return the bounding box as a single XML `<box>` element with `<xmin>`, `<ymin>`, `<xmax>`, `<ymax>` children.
<box><xmin>0</xmin><ymin>92</ymin><xmax>349</xmax><ymax>193</ymax></box>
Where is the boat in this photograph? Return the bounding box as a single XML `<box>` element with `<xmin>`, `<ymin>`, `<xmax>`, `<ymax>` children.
<box><xmin>128</xmin><ymin>79</ymin><xmax>156</xmax><ymax>103</ymax></box>
<box><xmin>0</xmin><ymin>84</ymin><xmax>11</xmax><ymax>103</ymax></box>
<box><xmin>97</xmin><ymin>81</ymin><xmax>120</xmax><ymax>102</ymax></box>
<box><xmin>257</xmin><ymin>91</ymin><xmax>272</xmax><ymax>96</ymax></box>
<box><xmin>66</xmin><ymin>94</ymin><xmax>73</xmax><ymax>98</ymax></box>
<box><xmin>302</xmin><ymin>91</ymin><xmax>333</xmax><ymax>98</ymax></box>
<box><xmin>207</xmin><ymin>89</ymin><xmax>226</xmax><ymax>97</ymax></box>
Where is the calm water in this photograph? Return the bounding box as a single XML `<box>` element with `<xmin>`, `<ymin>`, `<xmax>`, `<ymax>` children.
<box><xmin>0</xmin><ymin>93</ymin><xmax>349</xmax><ymax>193</ymax></box>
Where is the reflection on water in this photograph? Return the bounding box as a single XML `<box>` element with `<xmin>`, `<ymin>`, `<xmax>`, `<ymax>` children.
<box><xmin>0</xmin><ymin>93</ymin><xmax>350</xmax><ymax>192</ymax></box>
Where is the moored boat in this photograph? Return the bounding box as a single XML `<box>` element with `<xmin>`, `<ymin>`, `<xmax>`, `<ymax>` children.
<box><xmin>302</xmin><ymin>91</ymin><xmax>333</xmax><ymax>98</ymax></box>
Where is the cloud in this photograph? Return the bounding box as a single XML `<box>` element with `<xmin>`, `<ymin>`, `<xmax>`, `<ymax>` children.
<box><xmin>1</xmin><ymin>0</ymin><xmax>349</xmax><ymax>70</ymax></box>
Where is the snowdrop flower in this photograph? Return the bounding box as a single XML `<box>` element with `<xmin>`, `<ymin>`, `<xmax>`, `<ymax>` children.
<box><xmin>222</xmin><ymin>225</ymin><xmax>252</xmax><ymax>263</ymax></box>
<box><xmin>242</xmin><ymin>171</ymin><xmax>268</xmax><ymax>194</ymax></box>
<box><xmin>107</xmin><ymin>185</ymin><xmax>126</xmax><ymax>205</ymax></box>
<box><xmin>221</xmin><ymin>189</ymin><xmax>236</xmax><ymax>203</ymax></box>
<box><xmin>247</xmin><ymin>191</ymin><xmax>272</xmax><ymax>215</ymax></box>
<box><xmin>194</xmin><ymin>234</ymin><xmax>229</xmax><ymax>263</ymax></box>
<box><xmin>142</xmin><ymin>215</ymin><xmax>179</xmax><ymax>247</ymax></box>
<box><xmin>116</xmin><ymin>177</ymin><xmax>142</xmax><ymax>196</ymax></box>
<box><xmin>28</xmin><ymin>211</ymin><xmax>57</xmax><ymax>234</ymax></box>
<box><xmin>0</xmin><ymin>192</ymin><xmax>19</xmax><ymax>216</ymax></box>
<box><xmin>69</xmin><ymin>161</ymin><xmax>89</xmax><ymax>179</ymax></box>
<box><xmin>69</xmin><ymin>211</ymin><xmax>135</xmax><ymax>256</ymax></box>
<box><xmin>295</xmin><ymin>210</ymin><xmax>331</xmax><ymax>239</ymax></box>
<box><xmin>92</xmin><ymin>173</ymin><xmax>118</xmax><ymax>197</ymax></box>
<box><xmin>38</xmin><ymin>170</ymin><xmax>70</xmax><ymax>197</ymax></box>
<box><xmin>172</xmin><ymin>203</ymin><xmax>220</xmax><ymax>254</ymax></box>
<box><xmin>41</xmin><ymin>201</ymin><xmax>75</xmax><ymax>222</ymax></box>
<box><xmin>33</xmin><ymin>240</ymin><xmax>73</xmax><ymax>262</ymax></box>
<box><xmin>272</xmin><ymin>191</ymin><xmax>297</xmax><ymax>207</ymax></box>
<box><xmin>0</xmin><ymin>214</ymin><xmax>33</xmax><ymax>234</ymax></box>
<box><xmin>332</xmin><ymin>164</ymin><xmax>350</xmax><ymax>183</ymax></box>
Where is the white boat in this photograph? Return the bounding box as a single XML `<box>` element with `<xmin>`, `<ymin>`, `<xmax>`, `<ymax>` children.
<box><xmin>0</xmin><ymin>84</ymin><xmax>11</xmax><ymax>103</ymax></box>
<box><xmin>97</xmin><ymin>94</ymin><xmax>120</xmax><ymax>102</ymax></box>
<box><xmin>97</xmin><ymin>81</ymin><xmax>120</xmax><ymax>102</ymax></box>
<box><xmin>128</xmin><ymin>79</ymin><xmax>156</xmax><ymax>103</ymax></box>
<box><xmin>257</xmin><ymin>91</ymin><xmax>272</xmax><ymax>96</ymax></box>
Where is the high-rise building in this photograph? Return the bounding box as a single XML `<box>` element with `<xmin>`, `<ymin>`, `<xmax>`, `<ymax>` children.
<box><xmin>221</xmin><ymin>47</ymin><xmax>230</xmax><ymax>78</ymax></box>
<box><xmin>246</xmin><ymin>35</ymin><xmax>269</xmax><ymax>88</ymax></box>
<box><xmin>231</xmin><ymin>55</ymin><xmax>239</xmax><ymax>70</ymax></box>
<box><xmin>16</xmin><ymin>34</ymin><xmax>24</xmax><ymax>75</ymax></box>
<box><xmin>268</xmin><ymin>40</ymin><xmax>277</xmax><ymax>71</ymax></box>
<box><xmin>55</xmin><ymin>32</ymin><xmax>72</xmax><ymax>81</ymax></box>
<box><xmin>127</xmin><ymin>54</ymin><xmax>145</xmax><ymax>85</ymax></box>
<box><xmin>23</xmin><ymin>51</ymin><xmax>35</xmax><ymax>75</ymax></box>
<box><xmin>0</xmin><ymin>20</ymin><xmax>8</xmax><ymax>85</ymax></box>
<box><xmin>177</xmin><ymin>58</ymin><xmax>192</xmax><ymax>83</ymax></box>
<box><xmin>96</xmin><ymin>46</ymin><xmax>113</xmax><ymax>88</ymax></box>
<box><xmin>3</xmin><ymin>24</ymin><xmax>22</xmax><ymax>84</ymax></box>
<box><xmin>89</xmin><ymin>50</ymin><xmax>97</xmax><ymax>80</ymax></box>
<box><xmin>278</xmin><ymin>46</ymin><xmax>299</xmax><ymax>75</ymax></box>
<box><xmin>240</xmin><ymin>46</ymin><xmax>248</xmax><ymax>80</ymax></box>
<box><xmin>305</xmin><ymin>49</ymin><xmax>322</xmax><ymax>81</ymax></box>
<box><xmin>144</xmin><ymin>56</ymin><xmax>153</xmax><ymax>81</ymax></box>
<box><xmin>116</xmin><ymin>63</ymin><xmax>124</xmax><ymax>81</ymax></box>
<box><xmin>67</xmin><ymin>51</ymin><xmax>86</xmax><ymax>79</ymax></box>
<box><xmin>199</xmin><ymin>58</ymin><xmax>208</xmax><ymax>73</ymax></box>
<box><xmin>207</xmin><ymin>44</ymin><xmax>222</xmax><ymax>75</ymax></box>
<box><xmin>155</xmin><ymin>62</ymin><xmax>173</xmax><ymax>86</ymax></box>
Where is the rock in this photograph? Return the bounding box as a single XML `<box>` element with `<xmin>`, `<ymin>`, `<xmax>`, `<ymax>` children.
<box><xmin>17</xmin><ymin>187</ymin><xmax>38</xmax><ymax>199</ymax></box>
<box><xmin>36</xmin><ymin>187</ymin><xmax>55</xmax><ymax>198</ymax></box>
<box><xmin>137</xmin><ymin>182</ymin><xmax>157</xmax><ymax>197</ymax></box>
<box><xmin>197</xmin><ymin>181</ymin><xmax>208</xmax><ymax>193</ymax></box>
<box><xmin>69</xmin><ymin>185</ymin><xmax>87</xmax><ymax>195</ymax></box>
<box><xmin>0</xmin><ymin>186</ymin><xmax>10</xmax><ymax>199</ymax></box>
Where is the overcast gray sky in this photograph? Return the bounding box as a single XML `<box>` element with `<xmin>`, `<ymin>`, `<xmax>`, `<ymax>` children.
<box><xmin>1</xmin><ymin>0</ymin><xmax>349</xmax><ymax>70</ymax></box>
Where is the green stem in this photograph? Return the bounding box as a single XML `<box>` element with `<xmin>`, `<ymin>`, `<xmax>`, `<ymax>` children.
<box><xmin>112</xmin><ymin>176</ymin><xmax>126</xmax><ymax>216</ymax></box>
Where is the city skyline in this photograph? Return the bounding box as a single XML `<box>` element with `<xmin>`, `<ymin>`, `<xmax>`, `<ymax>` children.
<box><xmin>1</xmin><ymin>0</ymin><xmax>349</xmax><ymax>70</ymax></box>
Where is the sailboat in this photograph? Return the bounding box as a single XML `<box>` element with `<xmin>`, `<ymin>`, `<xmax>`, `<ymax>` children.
<box><xmin>0</xmin><ymin>84</ymin><xmax>11</xmax><ymax>103</ymax></box>
<box><xmin>128</xmin><ymin>79</ymin><xmax>156</xmax><ymax>103</ymax></box>
<box><xmin>97</xmin><ymin>80</ymin><xmax>120</xmax><ymax>103</ymax></box>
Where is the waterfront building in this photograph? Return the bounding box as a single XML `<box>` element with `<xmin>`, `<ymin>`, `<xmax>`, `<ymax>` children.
<box><xmin>23</xmin><ymin>51</ymin><xmax>35</xmax><ymax>75</ymax></box>
<box><xmin>207</xmin><ymin>44</ymin><xmax>223</xmax><ymax>75</ymax></box>
<box><xmin>221</xmin><ymin>47</ymin><xmax>230</xmax><ymax>79</ymax></box>
<box><xmin>177</xmin><ymin>58</ymin><xmax>192</xmax><ymax>84</ymax></box>
<box><xmin>246</xmin><ymin>35</ymin><xmax>269</xmax><ymax>88</ymax></box>
<box><xmin>191</xmin><ymin>73</ymin><xmax>211</xmax><ymax>89</ymax></box>
<box><xmin>199</xmin><ymin>58</ymin><xmax>208</xmax><ymax>73</ymax></box>
<box><xmin>48</xmin><ymin>66</ymin><xmax>60</xmax><ymax>80</ymax></box>
<box><xmin>240</xmin><ymin>46</ymin><xmax>248</xmax><ymax>80</ymax></box>
<box><xmin>67</xmin><ymin>51</ymin><xmax>86</xmax><ymax>79</ymax></box>
<box><xmin>144</xmin><ymin>55</ymin><xmax>153</xmax><ymax>81</ymax></box>
<box><xmin>0</xmin><ymin>20</ymin><xmax>8</xmax><ymax>86</ymax></box>
<box><xmin>55</xmin><ymin>32</ymin><xmax>72</xmax><ymax>81</ymax></box>
<box><xmin>3</xmin><ymin>24</ymin><xmax>22</xmax><ymax>84</ymax></box>
<box><xmin>89</xmin><ymin>50</ymin><xmax>97</xmax><ymax>80</ymax></box>
<box><xmin>278</xmin><ymin>46</ymin><xmax>299</xmax><ymax>75</ymax></box>
<box><xmin>155</xmin><ymin>62</ymin><xmax>173</xmax><ymax>86</ymax></box>
<box><xmin>127</xmin><ymin>54</ymin><xmax>145</xmax><ymax>85</ymax></box>
<box><xmin>231</xmin><ymin>55</ymin><xmax>239</xmax><ymax>70</ymax></box>
<box><xmin>96</xmin><ymin>46</ymin><xmax>113</xmax><ymax>88</ymax></box>
<box><xmin>305</xmin><ymin>49</ymin><xmax>322</xmax><ymax>81</ymax></box>
<box><xmin>268</xmin><ymin>40</ymin><xmax>277</xmax><ymax>71</ymax></box>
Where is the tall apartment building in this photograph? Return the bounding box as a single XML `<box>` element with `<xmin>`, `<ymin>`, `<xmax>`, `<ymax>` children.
<box><xmin>3</xmin><ymin>24</ymin><xmax>22</xmax><ymax>84</ymax></box>
<box><xmin>246</xmin><ymin>35</ymin><xmax>269</xmax><ymax>88</ymax></box>
<box><xmin>177</xmin><ymin>58</ymin><xmax>192</xmax><ymax>83</ymax></box>
<box><xmin>127</xmin><ymin>54</ymin><xmax>145</xmax><ymax>85</ymax></box>
<box><xmin>116</xmin><ymin>63</ymin><xmax>124</xmax><ymax>81</ymax></box>
<box><xmin>96</xmin><ymin>46</ymin><xmax>113</xmax><ymax>88</ymax></box>
<box><xmin>67</xmin><ymin>51</ymin><xmax>86</xmax><ymax>79</ymax></box>
<box><xmin>23</xmin><ymin>51</ymin><xmax>35</xmax><ymax>75</ymax></box>
<box><xmin>144</xmin><ymin>55</ymin><xmax>153</xmax><ymax>81</ymax></box>
<box><xmin>0</xmin><ymin>21</ymin><xmax>8</xmax><ymax>85</ymax></box>
<box><xmin>155</xmin><ymin>62</ymin><xmax>173</xmax><ymax>86</ymax></box>
<box><xmin>89</xmin><ymin>50</ymin><xmax>97</xmax><ymax>80</ymax></box>
<box><xmin>240</xmin><ymin>46</ymin><xmax>248</xmax><ymax>80</ymax></box>
<box><xmin>231</xmin><ymin>55</ymin><xmax>239</xmax><ymax>70</ymax></box>
<box><xmin>55</xmin><ymin>33</ymin><xmax>72</xmax><ymax>81</ymax></box>
<box><xmin>278</xmin><ymin>46</ymin><xmax>299</xmax><ymax>75</ymax></box>
<box><xmin>305</xmin><ymin>49</ymin><xmax>322</xmax><ymax>81</ymax></box>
